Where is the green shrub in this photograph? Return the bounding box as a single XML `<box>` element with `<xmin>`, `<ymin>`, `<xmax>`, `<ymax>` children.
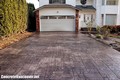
<box><xmin>85</xmin><ymin>21</ymin><xmax>93</xmax><ymax>34</ymax></box>
<box><xmin>101</xmin><ymin>25</ymin><xmax>110</xmax><ymax>39</ymax></box>
<box><xmin>0</xmin><ymin>0</ymin><xmax>28</xmax><ymax>37</ymax></box>
<box><xmin>96</xmin><ymin>34</ymin><xmax>103</xmax><ymax>39</ymax></box>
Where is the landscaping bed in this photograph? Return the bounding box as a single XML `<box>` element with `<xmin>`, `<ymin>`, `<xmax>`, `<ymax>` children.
<box><xmin>81</xmin><ymin>25</ymin><xmax>120</xmax><ymax>52</ymax></box>
<box><xmin>90</xmin><ymin>34</ymin><xmax>120</xmax><ymax>52</ymax></box>
<box><xmin>0</xmin><ymin>32</ymin><xmax>34</xmax><ymax>50</ymax></box>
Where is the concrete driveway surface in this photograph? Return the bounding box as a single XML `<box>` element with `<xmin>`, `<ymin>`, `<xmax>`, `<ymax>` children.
<box><xmin>0</xmin><ymin>32</ymin><xmax>120</xmax><ymax>80</ymax></box>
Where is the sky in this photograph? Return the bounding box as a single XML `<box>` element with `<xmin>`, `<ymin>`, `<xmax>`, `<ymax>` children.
<box><xmin>26</xmin><ymin>0</ymin><xmax>39</xmax><ymax>9</ymax></box>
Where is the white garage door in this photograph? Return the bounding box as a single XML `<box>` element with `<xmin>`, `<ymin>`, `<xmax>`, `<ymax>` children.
<box><xmin>41</xmin><ymin>16</ymin><xmax>75</xmax><ymax>31</ymax></box>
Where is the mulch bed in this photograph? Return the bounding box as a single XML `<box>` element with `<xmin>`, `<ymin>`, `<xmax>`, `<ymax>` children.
<box><xmin>0</xmin><ymin>32</ymin><xmax>34</xmax><ymax>50</ymax></box>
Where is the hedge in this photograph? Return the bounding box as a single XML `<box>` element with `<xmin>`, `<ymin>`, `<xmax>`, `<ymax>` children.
<box><xmin>0</xmin><ymin>0</ymin><xmax>28</xmax><ymax>37</ymax></box>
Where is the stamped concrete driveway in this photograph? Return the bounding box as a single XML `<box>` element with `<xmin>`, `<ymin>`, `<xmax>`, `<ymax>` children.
<box><xmin>0</xmin><ymin>32</ymin><xmax>120</xmax><ymax>80</ymax></box>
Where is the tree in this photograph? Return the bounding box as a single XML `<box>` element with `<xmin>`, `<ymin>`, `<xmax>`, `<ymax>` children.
<box><xmin>27</xmin><ymin>3</ymin><xmax>36</xmax><ymax>32</ymax></box>
<box><xmin>81</xmin><ymin>0</ymin><xmax>87</xmax><ymax>5</ymax></box>
<box><xmin>0</xmin><ymin>0</ymin><xmax>28</xmax><ymax>37</ymax></box>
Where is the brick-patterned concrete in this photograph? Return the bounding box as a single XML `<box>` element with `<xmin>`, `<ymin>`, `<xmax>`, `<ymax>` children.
<box><xmin>0</xmin><ymin>32</ymin><xmax>120</xmax><ymax>80</ymax></box>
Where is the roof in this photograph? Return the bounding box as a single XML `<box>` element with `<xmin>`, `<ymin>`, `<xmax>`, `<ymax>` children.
<box><xmin>34</xmin><ymin>4</ymin><xmax>80</xmax><ymax>12</ymax></box>
<box><xmin>34</xmin><ymin>4</ymin><xmax>96</xmax><ymax>12</ymax></box>
<box><xmin>76</xmin><ymin>5</ymin><xmax>96</xmax><ymax>11</ymax></box>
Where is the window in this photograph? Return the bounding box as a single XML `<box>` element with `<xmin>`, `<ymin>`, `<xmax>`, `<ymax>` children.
<box><xmin>102</xmin><ymin>0</ymin><xmax>105</xmax><ymax>5</ymax></box>
<box><xmin>84</xmin><ymin>14</ymin><xmax>86</xmax><ymax>22</ymax></box>
<box><xmin>101</xmin><ymin>14</ymin><xmax>104</xmax><ymax>25</ymax></box>
<box><xmin>105</xmin><ymin>14</ymin><xmax>117</xmax><ymax>25</ymax></box>
<box><xmin>67</xmin><ymin>16</ymin><xmax>74</xmax><ymax>19</ymax></box>
<box><xmin>41</xmin><ymin>16</ymin><xmax>48</xmax><ymax>19</ymax></box>
<box><xmin>106</xmin><ymin>0</ymin><xmax>118</xmax><ymax>5</ymax></box>
<box><xmin>49</xmin><ymin>16</ymin><xmax>57</xmax><ymax>19</ymax></box>
<box><xmin>49</xmin><ymin>0</ymin><xmax>66</xmax><ymax>4</ymax></box>
<box><xmin>58</xmin><ymin>16</ymin><xmax>66</xmax><ymax>19</ymax></box>
<box><xmin>102</xmin><ymin>0</ymin><xmax>118</xmax><ymax>5</ymax></box>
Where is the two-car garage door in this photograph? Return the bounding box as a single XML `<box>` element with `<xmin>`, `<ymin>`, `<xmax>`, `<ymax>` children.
<box><xmin>41</xmin><ymin>16</ymin><xmax>75</xmax><ymax>31</ymax></box>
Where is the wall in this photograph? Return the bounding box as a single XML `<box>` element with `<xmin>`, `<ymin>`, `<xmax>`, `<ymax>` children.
<box><xmin>96</xmin><ymin>0</ymin><xmax>102</xmax><ymax>26</ymax></box>
<box><xmin>38</xmin><ymin>0</ymin><xmax>120</xmax><ymax>27</ymax></box>
<box><xmin>39</xmin><ymin>8</ymin><xmax>75</xmax><ymax>16</ymax></box>
<box><xmin>96</xmin><ymin>0</ymin><xmax>120</xmax><ymax>26</ymax></box>
<box><xmin>66</xmin><ymin>0</ymin><xmax>76</xmax><ymax>6</ymax></box>
<box><xmin>39</xmin><ymin>0</ymin><xmax>76</xmax><ymax>7</ymax></box>
<box><xmin>39</xmin><ymin>0</ymin><xmax>49</xmax><ymax>7</ymax></box>
<box><xmin>117</xmin><ymin>0</ymin><xmax>120</xmax><ymax>25</ymax></box>
<box><xmin>101</xmin><ymin>6</ymin><xmax>118</xmax><ymax>14</ymax></box>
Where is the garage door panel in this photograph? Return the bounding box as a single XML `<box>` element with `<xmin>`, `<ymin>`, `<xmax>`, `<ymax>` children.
<box><xmin>41</xmin><ymin>16</ymin><xmax>75</xmax><ymax>31</ymax></box>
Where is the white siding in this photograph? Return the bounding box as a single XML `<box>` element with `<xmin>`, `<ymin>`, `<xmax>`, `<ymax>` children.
<box><xmin>39</xmin><ymin>0</ymin><xmax>49</xmax><ymax>7</ymax></box>
<box><xmin>117</xmin><ymin>0</ymin><xmax>120</xmax><ymax>25</ymax></box>
<box><xmin>40</xmin><ymin>8</ymin><xmax>75</xmax><ymax>16</ymax></box>
<box><xmin>39</xmin><ymin>0</ymin><xmax>76</xmax><ymax>6</ymax></box>
<box><xmin>96</xmin><ymin>0</ymin><xmax>102</xmax><ymax>26</ymax></box>
<box><xmin>66</xmin><ymin>0</ymin><xmax>76</xmax><ymax>6</ymax></box>
<box><xmin>96</xmin><ymin>0</ymin><xmax>120</xmax><ymax>26</ymax></box>
<box><xmin>101</xmin><ymin>6</ymin><xmax>118</xmax><ymax>14</ymax></box>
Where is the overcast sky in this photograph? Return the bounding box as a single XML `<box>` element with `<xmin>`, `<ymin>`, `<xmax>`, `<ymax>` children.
<box><xmin>26</xmin><ymin>0</ymin><xmax>39</xmax><ymax>9</ymax></box>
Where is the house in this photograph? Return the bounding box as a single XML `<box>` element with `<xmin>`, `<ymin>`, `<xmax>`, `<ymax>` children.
<box><xmin>35</xmin><ymin>0</ymin><xmax>120</xmax><ymax>32</ymax></box>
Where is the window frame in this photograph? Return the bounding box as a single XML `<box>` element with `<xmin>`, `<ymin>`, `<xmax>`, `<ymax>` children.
<box><xmin>106</xmin><ymin>0</ymin><xmax>118</xmax><ymax>5</ymax></box>
<box><xmin>49</xmin><ymin>16</ymin><xmax>57</xmax><ymax>19</ymax></box>
<box><xmin>49</xmin><ymin>0</ymin><xmax>66</xmax><ymax>4</ymax></box>
<box><xmin>67</xmin><ymin>16</ymin><xmax>75</xmax><ymax>19</ymax></box>
<box><xmin>58</xmin><ymin>16</ymin><xmax>66</xmax><ymax>19</ymax></box>
<box><xmin>41</xmin><ymin>16</ymin><xmax>48</xmax><ymax>19</ymax></box>
<box><xmin>105</xmin><ymin>14</ymin><xmax>117</xmax><ymax>25</ymax></box>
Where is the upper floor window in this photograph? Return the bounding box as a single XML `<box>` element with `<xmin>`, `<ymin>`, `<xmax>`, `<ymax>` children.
<box><xmin>106</xmin><ymin>0</ymin><xmax>118</xmax><ymax>5</ymax></box>
<box><xmin>102</xmin><ymin>0</ymin><xmax>118</xmax><ymax>5</ymax></box>
<box><xmin>49</xmin><ymin>0</ymin><xmax>66</xmax><ymax>4</ymax></box>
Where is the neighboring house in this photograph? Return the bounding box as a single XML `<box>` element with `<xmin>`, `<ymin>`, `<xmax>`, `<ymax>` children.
<box><xmin>35</xmin><ymin>0</ymin><xmax>120</xmax><ymax>32</ymax></box>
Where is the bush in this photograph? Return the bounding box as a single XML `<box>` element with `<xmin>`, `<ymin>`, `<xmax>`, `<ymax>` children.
<box><xmin>96</xmin><ymin>34</ymin><xmax>103</xmax><ymax>39</ymax></box>
<box><xmin>110</xmin><ymin>25</ymin><xmax>120</xmax><ymax>33</ymax></box>
<box><xmin>101</xmin><ymin>25</ymin><xmax>110</xmax><ymax>39</ymax></box>
<box><xmin>102</xmin><ymin>25</ymin><xmax>120</xmax><ymax>34</ymax></box>
<box><xmin>0</xmin><ymin>0</ymin><xmax>28</xmax><ymax>37</ymax></box>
